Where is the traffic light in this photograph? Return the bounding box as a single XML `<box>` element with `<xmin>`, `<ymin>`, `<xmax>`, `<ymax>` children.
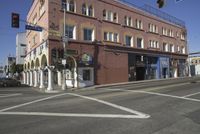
<box><xmin>157</xmin><ymin>0</ymin><xmax>165</xmax><ymax>8</ymax></box>
<box><xmin>11</xmin><ymin>13</ymin><xmax>20</xmax><ymax>28</ymax></box>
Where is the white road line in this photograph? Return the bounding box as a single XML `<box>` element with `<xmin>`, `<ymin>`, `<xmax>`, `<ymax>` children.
<box><xmin>0</xmin><ymin>112</ymin><xmax>148</xmax><ymax>119</ymax></box>
<box><xmin>0</xmin><ymin>93</ymin><xmax>22</xmax><ymax>98</ymax></box>
<box><xmin>106</xmin><ymin>89</ymin><xmax>200</xmax><ymax>103</ymax></box>
<box><xmin>0</xmin><ymin>92</ymin><xmax>150</xmax><ymax>119</ymax></box>
<box><xmin>67</xmin><ymin>93</ymin><xmax>150</xmax><ymax>118</ymax></box>
<box><xmin>182</xmin><ymin>92</ymin><xmax>200</xmax><ymax>98</ymax></box>
<box><xmin>0</xmin><ymin>93</ymin><xmax>69</xmax><ymax>112</ymax></box>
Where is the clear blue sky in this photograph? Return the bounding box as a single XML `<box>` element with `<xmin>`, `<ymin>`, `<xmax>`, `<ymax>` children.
<box><xmin>0</xmin><ymin>0</ymin><xmax>199</xmax><ymax>65</ymax></box>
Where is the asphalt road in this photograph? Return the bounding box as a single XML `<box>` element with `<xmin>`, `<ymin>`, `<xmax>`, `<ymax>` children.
<box><xmin>0</xmin><ymin>77</ymin><xmax>200</xmax><ymax>134</ymax></box>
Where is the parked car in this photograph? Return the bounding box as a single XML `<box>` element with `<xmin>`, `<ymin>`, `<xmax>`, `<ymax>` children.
<box><xmin>0</xmin><ymin>78</ymin><xmax>21</xmax><ymax>87</ymax></box>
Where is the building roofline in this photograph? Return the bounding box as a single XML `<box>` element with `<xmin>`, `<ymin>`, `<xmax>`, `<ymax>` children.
<box><xmin>116</xmin><ymin>0</ymin><xmax>185</xmax><ymax>28</ymax></box>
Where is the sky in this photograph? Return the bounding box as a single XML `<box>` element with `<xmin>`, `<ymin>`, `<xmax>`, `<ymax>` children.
<box><xmin>0</xmin><ymin>0</ymin><xmax>200</xmax><ymax>65</ymax></box>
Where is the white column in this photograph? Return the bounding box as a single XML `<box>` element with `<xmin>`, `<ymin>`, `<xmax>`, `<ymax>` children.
<box><xmin>23</xmin><ymin>72</ymin><xmax>26</xmax><ymax>84</ymax></box>
<box><xmin>39</xmin><ymin>69</ymin><xmax>45</xmax><ymax>89</ymax></box>
<box><xmin>26</xmin><ymin>72</ymin><xmax>29</xmax><ymax>85</ymax></box>
<box><xmin>74</xmin><ymin>68</ymin><xmax>78</xmax><ymax>88</ymax></box>
<box><xmin>29</xmin><ymin>71</ymin><xmax>33</xmax><ymax>86</ymax></box>
<box><xmin>57</xmin><ymin>71</ymin><xmax>62</xmax><ymax>86</ymax></box>
<box><xmin>34</xmin><ymin>70</ymin><xmax>38</xmax><ymax>87</ymax></box>
<box><xmin>47</xmin><ymin>67</ymin><xmax>54</xmax><ymax>91</ymax></box>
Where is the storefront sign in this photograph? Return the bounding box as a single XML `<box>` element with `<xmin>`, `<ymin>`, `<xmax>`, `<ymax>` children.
<box><xmin>65</xmin><ymin>49</ymin><xmax>78</xmax><ymax>56</ymax></box>
<box><xmin>81</xmin><ymin>54</ymin><xmax>93</xmax><ymax>65</ymax></box>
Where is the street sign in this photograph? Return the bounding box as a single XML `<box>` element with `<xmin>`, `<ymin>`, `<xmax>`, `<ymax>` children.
<box><xmin>175</xmin><ymin>0</ymin><xmax>184</xmax><ymax>3</ymax></box>
<box><xmin>62</xmin><ymin>36</ymin><xmax>69</xmax><ymax>43</ymax></box>
<box><xmin>25</xmin><ymin>25</ymin><xmax>43</xmax><ymax>32</ymax></box>
<box><xmin>62</xmin><ymin>59</ymin><xmax>66</xmax><ymax>65</ymax></box>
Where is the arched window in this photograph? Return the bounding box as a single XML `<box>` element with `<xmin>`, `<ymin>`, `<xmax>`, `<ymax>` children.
<box><xmin>69</xmin><ymin>0</ymin><xmax>75</xmax><ymax>12</ymax></box>
<box><xmin>88</xmin><ymin>5</ymin><xmax>93</xmax><ymax>17</ymax></box>
<box><xmin>82</xmin><ymin>4</ymin><xmax>87</xmax><ymax>15</ymax></box>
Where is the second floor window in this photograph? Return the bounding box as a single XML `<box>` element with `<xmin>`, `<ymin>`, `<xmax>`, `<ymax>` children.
<box><xmin>137</xmin><ymin>38</ymin><xmax>144</xmax><ymax>48</ymax></box>
<box><xmin>83</xmin><ymin>28</ymin><xmax>93</xmax><ymax>41</ymax></box>
<box><xmin>65</xmin><ymin>25</ymin><xmax>75</xmax><ymax>39</ymax></box>
<box><xmin>169</xmin><ymin>44</ymin><xmax>174</xmax><ymax>52</ymax></box>
<box><xmin>125</xmin><ymin>35</ymin><xmax>132</xmax><ymax>47</ymax></box>
<box><xmin>104</xmin><ymin>32</ymin><xmax>118</xmax><ymax>42</ymax></box>
<box><xmin>149</xmin><ymin>40</ymin><xmax>159</xmax><ymax>48</ymax></box>
<box><xmin>163</xmin><ymin>43</ymin><xmax>168</xmax><ymax>52</ymax></box>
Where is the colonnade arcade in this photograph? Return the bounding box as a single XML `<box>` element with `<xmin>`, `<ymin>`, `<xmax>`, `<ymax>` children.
<box><xmin>23</xmin><ymin>54</ymin><xmax>78</xmax><ymax>91</ymax></box>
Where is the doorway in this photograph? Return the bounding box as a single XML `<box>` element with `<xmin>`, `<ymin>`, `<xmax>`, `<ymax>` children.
<box><xmin>136</xmin><ymin>67</ymin><xmax>145</xmax><ymax>80</ymax></box>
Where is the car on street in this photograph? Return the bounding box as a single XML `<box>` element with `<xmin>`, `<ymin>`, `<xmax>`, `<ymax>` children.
<box><xmin>0</xmin><ymin>78</ymin><xmax>21</xmax><ymax>87</ymax></box>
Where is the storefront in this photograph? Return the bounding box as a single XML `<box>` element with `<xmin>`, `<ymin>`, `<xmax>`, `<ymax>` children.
<box><xmin>146</xmin><ymin>56</ymin><xmax>159</xmax><ymax>80</ymax></box>
<box><xmin>178</xmin><ymin>59</ymin><xmax>187</xmax><ymax>77</ymax></box>
<box><xmin>78</xmin><ymin>53</ymin><xmax>94</xmax><ymax>87</ymax></box>
<box><xmin>159</xmin><ymin>57</ymin><xmax>170</xmax><ymax>79</ymax></box>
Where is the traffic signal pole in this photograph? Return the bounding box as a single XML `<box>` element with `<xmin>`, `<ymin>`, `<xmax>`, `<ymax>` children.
<box><xmin>62</xmin><ymin>3</ymin><xmax>67</xmax><ymax>90</ymax></box>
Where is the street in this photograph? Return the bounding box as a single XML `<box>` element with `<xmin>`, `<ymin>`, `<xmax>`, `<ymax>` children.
<box><xmin>0</xmin><ymin>77</ymin><xmax>200</xmax><ymax>134</ymax></box>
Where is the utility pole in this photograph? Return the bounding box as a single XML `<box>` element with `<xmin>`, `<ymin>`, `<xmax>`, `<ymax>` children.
<box><xmin>62</xmin><ymin>1</ymin><xmax>68</xmax><ymax>90</ymax></box>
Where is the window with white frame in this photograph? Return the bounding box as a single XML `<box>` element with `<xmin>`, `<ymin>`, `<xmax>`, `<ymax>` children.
<box><xmin>125</xmin><ymin>35</ymin><xmax>133</xmax><ymax>47</ymax></box>
<box><xmin>135</xmin><ymin>19</ymin><xmax>143</xmax><ymax>29</ymax></box>
<box><xmin>104</xmin><ymin>32</ymin><xmax>119</xmax><ymax>42</ymax></box>
<box><xmin>169</xmin><ymin>29</ymin><xmax>174</xmax><ymax>37</ymax></box>
<box><xmin>163</xmin><ymin>43</ymin><xmax>168</xmax><ymax>52</ymax></box>
<box><xmin>169</xmin><ymin>44</ymin><xmax>174</xmax><ymax>52</ymax></box>
<box><xmin>137</xmin><ymin>37</ymin><xmax>144</xmax><ymax>48</ymax></box>
<box><xmin>88</xmin><ymin>5</ymin><xmax>93</xmax><ymax>17</ymax></box>
<box><xmin>65</xmin><ymin>25</ymin><xmax>76</xmax><ymax>39</ymax></box>
<box><xmin>149</xmin><ymin>40</ymin><xmax>159</xmax><ymax>48</ymax></box>
<box><xmin>180</xmin><ymin>46</ymin><xmax>185</xmax><ymax>54</ymax></box>
<box><xmin>62</xmin><ymin>0</ymin><xmax>75</xmax><ymax>12</ymax></box>
<box><xmin>113</xmin><ymin>33</ymin><xmax>118</xmax><ymax>42</ymax></box>
<box><xmin>181</xmin><ymin>33</ymin><xmax>186</xmax><ymax>40</ymax></box>
<box><xmin>162</xmin><ymin>27</ymin><xmax>168</xmax><ymax>36</ymax></box>
<box><xmin>124</xmin><ymin>16</ymin><xmax>132</xmax><ymax>26</ymax></box>
<box><xmin>103</xmin><ymin>10</ymin><xmax>118</xmax><ymax>23</ymax></box>
<box><xmin>149</xmin><ymin>23</ymin><xmax>158</xmax><ymax>33</ymax></box>
<box><xmin>83</xmin><ymin>28</ymin><xmax>93</xmax><ymax>41</ymax></box>
<box><xmin>177</xmin><ymin>45</ymin><xmax>180</xmax><ymax>52</ymax></box>
<box><xmin>82</xmin><ymin>4</ymin><xmax>93</xmax><ymax>17</ymax></box>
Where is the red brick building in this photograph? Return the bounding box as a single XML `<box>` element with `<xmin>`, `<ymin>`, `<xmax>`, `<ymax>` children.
<box><xmin>24</xmin><ymin>0</ymin><xmax>188</xmax><ymax>91</ymax></box>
